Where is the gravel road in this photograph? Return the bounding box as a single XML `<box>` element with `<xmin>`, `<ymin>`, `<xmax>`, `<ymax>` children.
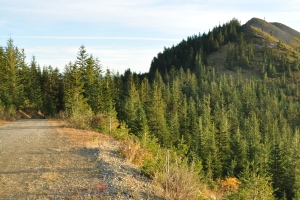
<box><xmin>0</xmin><ymin>119</ymin><xmax>162</xmax><ymax>199</ymax></box>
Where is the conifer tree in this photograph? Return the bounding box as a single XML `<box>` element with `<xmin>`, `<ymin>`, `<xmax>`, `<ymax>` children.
<box><xmin>1</xmin><ymin>39</ymin><xmax>23</xmax><ymax>108</ymax></box>
<box><xmin>63</xmin><ymin>62</ymin><xmax>89</xmax><ymax>114</ymax></box>
<box><xmin>147</xmin><ymin>71</ymin><xmax>170</xmax><ymax>146</ymax></box>
<box><xmin>83</xmin><ymin>55</ymin><xmax>102</xmax><ymax>113</ymax></box>
<box><xmin>123</xmin><ymin>72</ymin><xmax>142</xmax><ymax>135</ymax></box>
<box><xmin>269</xmin><ymin>142</ymin><xmax>286</xmax><ymax>199</ymax></box>
<box><xmin>186</xmin><ymin>97</ymin><xmax>199</xmax><ymax>153</ymax></box>
<box><xmin>26</xmin><ymin>56</ymin><xmax>43</xmax><ymax>109</ymax></box>
<box><xmin>41</xmin><ymin>66</ymin><xmax>63</xmax><ymax>115</ymax></box>
<box><xmin>100</xmin><ymin>69</ymin><xmax>118</xmax><ymax>133</ymax></box>
<box><xmin>236</xmin><ymin>166</ymin><xmax>275</xmax><ymax>200</ymax></box>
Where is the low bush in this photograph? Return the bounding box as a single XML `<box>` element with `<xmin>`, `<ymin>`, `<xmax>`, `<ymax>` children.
<box><xmin>120</xmin><ymin>139</ymin><xmax>152</xmax><ymax>166</ymax></box>
<box><xmin>68</xmin><ymin>108</ymin><xmax>94</xmax><ymax>129</ymax></box>
<box><xmin>0</xmin><ymin>103</ymin><xmax>19</xmax><ymax>121</ymax></box>
<box><xmin>154</xmin><ymin>157</ymin><xmax>203</xmax><ymax>200</ymax></box>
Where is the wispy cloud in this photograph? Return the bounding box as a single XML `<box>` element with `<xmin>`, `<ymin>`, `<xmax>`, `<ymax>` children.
<box><xmin>3</xmin><ymin>0</ymin><xmax>300</xmax><ymax>36</ymax></box>
<box><xmin>0</xmin><ymin>35</ymin><xmax>179</xmax><ymax>41</ymax></box>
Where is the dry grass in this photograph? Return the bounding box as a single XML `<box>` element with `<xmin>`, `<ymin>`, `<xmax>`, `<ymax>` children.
<box><xmin>154</xmin><ymin>159</ymin><xmax>203</xmax><ymax>200</ymax></box>
<box><xmin>119</xmin><ymin>140</ymin><xmax>152</xmax><ymax>166</ymax></box>
<box><xmin>48</xmin><ymin>119</ymin><xmax>114</xmax><ymax>148</ymax></box>
<box><xmin>207</xmin><ymin>43</ymin><xmax>261</xmax><ymax>79</ymax></box>
<box><xmin>207</xmin><ymin>43</ymin><xmax>228</xmax><ymax>69</ymax></box>
<box><xmin>40</xmin><ymin>172</ymin><xmax>61</xmax><ymax>182</ymax></box>
<box><xmin>250</xmin><ymin>26</ymin><xmax>300</xmax><ymax>59</ymax></box>
<box><xmin>0</xmin><ymin>120</ymin><xmax>8</xmax><ymax>125</ymax></box>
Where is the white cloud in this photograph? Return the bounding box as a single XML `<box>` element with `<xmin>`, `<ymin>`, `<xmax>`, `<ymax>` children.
<box><xmin>0</xmin><ymin>35</ymin><xmax>179</xmax><ymax>41</ymax></box>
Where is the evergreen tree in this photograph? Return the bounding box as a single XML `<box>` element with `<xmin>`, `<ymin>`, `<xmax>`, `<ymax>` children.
<box><xmin>76</xmin><ymin>45</ymin><xmax>88</xmax><ymax>70</ymax></box>
<box><xmin>230</xmin><ymin>127</ymin><xmax>247</xmax><ymax>176</ymax></box>
<box><xmin>236</xmin><ymin>166</ymin><xmax>275</xmax><ymax>200</ymax></box>
<box><xmin>269</xmin><ymin>142</ymin><xmax>286</xmax><ymax>199</ymax></box>
<box><xmin>123</xmin><ymin>72</ymin><xmax>143</xmax><ymax>135</ymax></box>
<box><xmin>101</xmin><ymin>69</ymin><xmax>118</xmax><ymax>133</ymax></box>
<box><xmin>186</xmin><ymin>97</ymin><xmax>199</xmax><ymax>155</ymax></box>
<box><xmin>83</xmin><ymin>55</ymin><xmax>102</xmax><ymax>113</ymax></box>
<box><xmin>63</xmin><ymin>62</ymin><xmax>89</xmax><ymax>114</ymax></box>
<box><xmin>147</xmin><ymin>71</ymin><xmax>170</xmax><ymax>146</ymax></box>
<box><xmin>41</xmin><ymin>66</ymin><xmax>63</xmax><ymax>115</ymax></box>
<box><xmin>0</xmin><ymin>39</ymin><xmax>23</xmax><ymax>108</ymax></box>
<box><xmin>26</xmin><ymin>56</ymin><xmax>43</xmax><ymax>109</ymax></box>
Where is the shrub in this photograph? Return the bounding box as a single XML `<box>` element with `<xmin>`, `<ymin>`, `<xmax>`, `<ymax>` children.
<box><xmin>93</xmin><ymin>113</ymin><xmax>119</xmax><ymax>134</ymax></box>
<box><xmin>120</xmin><ymin>139</ymin><xmax>152</xmax><ymax>166</ymax></box>
<box><xmin>0</xmin><ymin>101</ymin><xmax>4</xmax><ymax>119</ymax></box>
<box><xmin>154</xmin><ymin>156</ymin><xmax>203</xmax><ymax>200</ymax></box>
<box><xmin>0</xmin><ymin>102</ymin><xmax>19</xmax><ymax>121</ymax></box>
<box><xmin>58</xmin><ymin>110</ymin><xmax>69</xmax><ymax>120</ymax></box>
<box><xmin>230</xmin><ymin>169</ymin><xmax>275</xmax><ymax>200</ymax></box>
<box><xmin>141</xmin><ymin>157</ymin><xmax>157</xmax><ymax>177</ymax></box>
<box><xmin>68</xmin><ymin>108</ymin><xmax>94</xmax><ymax>129</ymax></box>
<box><xmin>218</xmin><ymin>177</ymin><xmax>241</xmax><ymax>196</ymax></box>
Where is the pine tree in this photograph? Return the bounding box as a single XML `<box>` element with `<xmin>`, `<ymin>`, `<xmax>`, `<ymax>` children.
<box><xmin>230</xmin><ymin>127</ymin><xmax>247</xmax><ymax>176</ymax></box>
<box><xmin>41</xmin><ymin>66</ymin><xmax>63</xmax><ymax>115</ymax></box>
<box><xmin>83</xmin><ymin>55</ymin><xmax>102</xmax><ymax>113</ymax></box>
<box><xmin>166</xmin><ymin>75</ymin><xmax>181</xmax><ymax>144</ymax></box>
<box><xmin>289</xmin><ymin>129</ymin><xmax>300</xmax><ymax>199</ymax></box>
<box><xmin>123</xmin><ymin>72</ymin><xmax>142</xmax><ymax>135</ymax></box>
<box><xmin>214</xmin><ymin>100</ymin><xmax>231</xmax><ymax>176</ymax></box>
<box><xmin>147</xmin><ymin>71</ymin><xmax>170</xmax><ymax>147</ymax></box>
<box><xmin>186</xmin><ymin>97</ymin><xmax>199</xmax><ymax>155</ymax></box>
<box><xmin>238</xmin><ymin>32</ymin><xmax>245</xmax><ymax>57</ymax></box>
<box><xmin>100</xmin><ymin>69</ymin><xmax>118</xmax><ymax>133</ymax></box>
<box><xmin>63</xmin><ymin>62</ymin><xmax>89</xmax><ymax>114</ymax></box>
<box><xmin>236</xmin><ymin>166</ymin><xmax>275</xmax><ymax>200</ymax></box>
<box><xmin>225</xmin><ymin>42</ymin><xmax>235</xmax><ymax>70</ymax></box>
<box><xmin>76</xmin><ymin>45</ymin><xmax>88</xmax><ymax>70</ymax></box>
<box><xmin>269</xmin><ymin>142</ymin><xmax>286</xmax><ymax>199</ymax></box>
<box><xmin>26</xmin><ymin>56</ymin><xmax>43</xmax><ymax>109</ymax></box>
<box><xmin>244</xmin><ymin>112</ymin><xmax>262</xmax><ymax>164</ymax></box>
<box><xmin>19</xmin><ymin>49</ymin><xmax>30</xmax><ymax>107</ymax></box>
<box><xmin>1</xmin><ymin>39</ymin><xmax>23</xmax><ymax>108</ymax></box>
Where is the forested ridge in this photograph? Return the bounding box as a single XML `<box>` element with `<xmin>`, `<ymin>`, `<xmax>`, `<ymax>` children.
<box><xmin>2</xmin><ymin>18</ymin><xmax>300</xmax><ymax>199</ymax></box>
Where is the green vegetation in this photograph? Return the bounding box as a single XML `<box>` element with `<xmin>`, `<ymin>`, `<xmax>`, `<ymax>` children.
<box><xmin>2</xmin><ymin>17</ymin><xmax>300</xmax><ymax>199</ymax></box>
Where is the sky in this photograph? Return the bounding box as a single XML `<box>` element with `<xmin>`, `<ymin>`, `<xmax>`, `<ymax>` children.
<box><xmin>1</xmin><ymin>0</ymin><xmax>300</xmax><ymax>74</ymax></box>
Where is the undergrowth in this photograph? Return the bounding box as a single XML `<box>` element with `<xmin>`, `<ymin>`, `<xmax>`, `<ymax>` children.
<box><xmin>58</xmin><ymin>112</ymin><xmax>244</xmax><ymax>199</ymax></box>
<box><xmin>0</xmin><ymin>102</ymin><xmax>19</xmax><ymax>121</ymax></box>
<box><xmin>109</xmin><ymin>124</ymin><xmax>206</xmax><ymax>199</ymax></box>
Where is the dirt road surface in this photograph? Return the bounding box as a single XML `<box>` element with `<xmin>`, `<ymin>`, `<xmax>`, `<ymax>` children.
<box><xmin>0</xmin><ymin>119</ymin><xmax>161</xmax><ymax>199</ymax></box>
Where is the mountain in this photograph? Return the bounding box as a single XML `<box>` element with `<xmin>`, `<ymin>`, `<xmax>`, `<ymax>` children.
<box><xmin>246</xmin><ymin>17</ymin><xmax>300</xmax><ymax>45</ymax></box>
<box><xmin>149</xmin><ymin>17</ymin><xmax>300</xmax><ymax>79</ymax></box>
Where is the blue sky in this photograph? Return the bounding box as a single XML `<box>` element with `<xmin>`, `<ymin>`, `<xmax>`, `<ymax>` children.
<box><xmin>1</xmin><ymin>0</ymin><xmax>300</xmax><ymax>73</ymax></box>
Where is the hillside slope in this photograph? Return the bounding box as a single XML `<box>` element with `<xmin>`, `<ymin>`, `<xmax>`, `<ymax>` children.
<box><xmin>149</xmin><ymin>17</ymin><xmax>300</xmax><ymax>79</ymax></box>
<box><xmin>245</xmin><ymin>17</ymin><xmax>300</xmax><ymax>45</ymax></box>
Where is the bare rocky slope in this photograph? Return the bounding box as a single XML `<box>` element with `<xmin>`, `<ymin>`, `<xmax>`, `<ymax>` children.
<box><xmin>246</xmin><ymin>17</ymin><xmax>300</xmax><ymax>45</ymax></box>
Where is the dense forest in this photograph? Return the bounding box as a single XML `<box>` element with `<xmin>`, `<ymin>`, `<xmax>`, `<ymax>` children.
<box><xmin>2</xmin><ymin>18</ymin><xmax>300</xmax><ymax>199</ymax></box>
